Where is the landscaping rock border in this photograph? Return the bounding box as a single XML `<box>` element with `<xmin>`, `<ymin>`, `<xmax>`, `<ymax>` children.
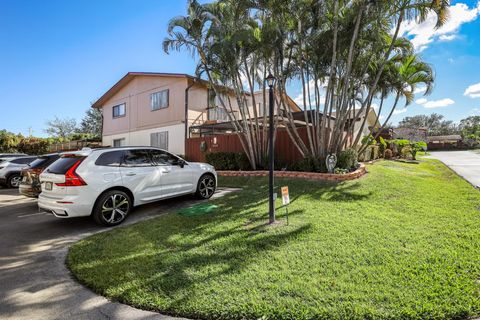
<box><xmin>218</xmin><ymin>163</ymin><xmax>366</xmax><ymax>181</ymax></box>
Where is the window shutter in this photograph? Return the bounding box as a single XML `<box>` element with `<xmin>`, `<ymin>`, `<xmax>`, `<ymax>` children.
<box><xmin>150</xmin><ymin>131</ymin><xmax>168</xmax><ymax>150</ymax></box>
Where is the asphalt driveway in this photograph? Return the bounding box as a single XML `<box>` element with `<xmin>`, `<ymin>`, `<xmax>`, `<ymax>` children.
<box><xmin>0</xmin><ymin>187</ymin><xmax>236</xmax><ymax>320</ymax></box>
<box><xmin>428</xmin><ymin>150</ymin><xmax>480</xmax><ymax>188</ymax></box>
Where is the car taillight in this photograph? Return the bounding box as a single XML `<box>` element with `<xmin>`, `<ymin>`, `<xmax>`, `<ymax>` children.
<box><xmin>55</xmin><ymin>158</ymin><xmax>87</xmax><ymax>187</ymax></box>
<box><xmin>32</xmin><ymin>168</ymin><xmax>44</xmax><ymax>174</ymax></box>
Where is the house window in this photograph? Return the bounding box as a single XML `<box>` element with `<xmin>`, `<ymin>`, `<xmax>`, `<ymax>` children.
<box><xmin>208</xmin><ymin>107</ymin><xmax>229</xmax><ymax>121</ymax></box>
<box><xmin>150</xmin><ymin>131</ymin><xmax>168</xmax><ymax>150</ymax></box>
<box><xmin>112</xmin><ymin>103</ymin><xmax>126</xmax><ymax>118</ymax></box>
<box><xmin>207</xmin><ymin>89</ymin><xmax>229</xmax><ymax>121</ymax></box>
<box><xmin>151</xmin><ymin>89</ymin><xmax>169</xmax><ymax>110</ymax></box>
<box><xmin>113</xmin><ymin>138</ymin><xmax>125</xmax><ymax>147</ymax></box>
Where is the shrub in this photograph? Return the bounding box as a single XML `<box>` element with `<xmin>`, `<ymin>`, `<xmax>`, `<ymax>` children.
<box><xmin>362</xmin><ymin>134</ymin><xmax>377</xmax><ymax>146</ymax></box>
<box><xmin>290</xmin><ymin>156</ymin><xmax>323</xmax><ymax>172</ymax></box>
<box><xmin>384</xmin><ymin>149</ymin><xmax>393</xmax><ymax>159</ymax></box>
<box><xmin>410</xmin><ymin>141</ymin><xmax>427</xmax><ymax>160</ymax></box>
<box><xmin>401</xmin><ymin>146</ymin><xmax>412</xmax><ymax>159</ymax></box>
<box><xmin>334</xmin><ymin>167</ymin><xmax>349</xmax><ymax>175</ymax></box>
<box><xmin>371</xmin><ymin>145</ymin><xmax>380</xmax><ymax>160</ymax></box>
<box><xmin>16</xmin><ymin>137</ymin><xmax>51</xmax><ymax>155</ymax></box>
<box><xmin>337</xmin><ymin>148</ymin><xmax>358</xmax><ymax>170</ymax></box>
<box><xmin>358</xmin><ymin>146</ymin><xmax>373</xmax><ymax>162</ymax></box>
<box><xmin>389</xmin><ymin>139</ymin><xmax>410</xmax><ymax>154</ymax></box>
<box><xmin>379</xmin><ymin>137</ymin><xmax>387</xmax><ymax>155</ymax></box>
<box><xmin>205</xmin><ymin>152</ymin><xmax>251</xmax><ymax>170</ymax></box>
<box><xmin>235</xmin><ymin>153</ymin><xmax>251</xmax><ymax>170</ymax></box>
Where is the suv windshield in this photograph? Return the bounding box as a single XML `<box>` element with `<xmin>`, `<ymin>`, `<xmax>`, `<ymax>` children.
<box><xmin>46</xmin><ymin>156</ymin><xmax>82</xmax><ymax>174</ymax></box>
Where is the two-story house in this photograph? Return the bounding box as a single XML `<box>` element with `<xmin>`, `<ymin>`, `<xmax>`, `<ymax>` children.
<box><xmin>92</xmin><ymin>72</ymin><xmax>301</xmax><ymax>155</ymax></box>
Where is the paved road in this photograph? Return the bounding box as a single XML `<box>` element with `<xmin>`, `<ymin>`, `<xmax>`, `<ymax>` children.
<box><xmin>0</xmin><ymin>187</ymin><xmax>236</xmax><ymax>320</ymax></box>
<box><xmin>429</xmin><ymin>150</ymin><xmax>480</xmax><ymax>188</ymax></box>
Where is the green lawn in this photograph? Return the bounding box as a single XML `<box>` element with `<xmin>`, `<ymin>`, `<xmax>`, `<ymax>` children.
<box><xmin>67</xmin><ymin>160</ymin><xmax>480</xmax><ymax>320</ymax></box>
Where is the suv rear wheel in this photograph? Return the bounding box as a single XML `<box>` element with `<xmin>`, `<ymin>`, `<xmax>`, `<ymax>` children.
<box><xmin>7</xmin><ymin>173</ymin><xmax>22</xmax><ymax>188</ymax></box>
<box><xmin>93</xmin><ymin>190</ymin><xmax>131</xmax><ymax>226</ymax></box>
<box><xmin>196</xmin><ymin>174</ymin><xmax>216</xmax><ymax>199</ymax></box>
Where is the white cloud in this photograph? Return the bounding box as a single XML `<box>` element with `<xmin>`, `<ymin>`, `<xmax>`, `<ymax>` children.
<box><xmin>293</xmin><ymin>94</ymin><xmax>304</xmax><ymax>105</ymax></box>
<box><xmin>464</xmin><ymin>82</ymin><xmax>480</xmax><ymax>98</ymax></box>
<box><xmin>439</xmin><ymin>34</ymin><xmax>458</xmax><ymax>41</ymax></box>
<box><xmin>399</xmin><ymin>2</ymin><xmax>480</xmax><ymax>51</ymax></box>
<box><xmin>293</xmin><ymin>79</ymin><xmax>325</xmax><ymax>107</ymax></box>
<box><xmin>424</xmin><ymin>98</ymin><xmax>455</xmax><ymax>109</ymax></box>
<box><xmin>415</xmin><ymin>98</ymin><xmax>428</xmax><ymax>105</ymax></box>
<box><xmin>414</xmin><ymin>86</ymin><xmax>427</xmax><ymax>94</ymax></box>
<box><xmin>393</xmin><ymin>108</ymin><xmax>408</xmax><ymax>115</ymax></box>
<box><xmin>416</xmin><ymin>97</ymin><xmax>455</xmax><ymax>109</ymax></box>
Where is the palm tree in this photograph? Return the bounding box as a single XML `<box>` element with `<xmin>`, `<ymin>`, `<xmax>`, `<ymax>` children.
<box><xmin>164</xmin><ymin>0</ymin><xmax>449</xmax><ymax>171</ymax></box>
<box><xmin>358</xmin><ymin>51</ymin><xmax>434</xmax><ymax>153</ymax></box>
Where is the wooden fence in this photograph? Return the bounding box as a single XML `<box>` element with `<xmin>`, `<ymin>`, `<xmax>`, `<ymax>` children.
<box><xmin>48</xmin><ymin>140</ymin><xmax>103</xmax><ymax>152</ymax></box>
<box><xmin>186</xmin><ymin>127</ymin><xmax>333</xmax><ymax>165</ymax></box>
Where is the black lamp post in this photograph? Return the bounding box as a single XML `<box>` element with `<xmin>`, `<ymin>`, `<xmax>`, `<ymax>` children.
<box><xmin>266</xmin><ymin>73</ymin><xmax>276</xmax><ymax>224</ymax></box>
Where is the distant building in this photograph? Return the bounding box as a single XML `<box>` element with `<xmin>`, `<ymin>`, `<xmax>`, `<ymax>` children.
<box><xmin>428</xmin><ymin>135</ymin><xmax>463</xmax><ymax>150</ymax></box>
<box><xmin>393</xmin><ymin>127</ymin><xmax>428</xmax><ymax>142</ymax></box>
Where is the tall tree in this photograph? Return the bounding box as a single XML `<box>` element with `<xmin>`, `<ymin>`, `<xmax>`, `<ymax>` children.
<box><xmin>164</xmin><ymin>0</ymin><xmax>450</xmax><ymax>170</ymax></box>
<box><xmin>399</xmin><ymin>113</ymin><xmax>458</xmax><ymax>136</ymax></box>
<box><xmin>44</xmin><ymin>117</ymin><xmax>78</xmax><ymax>139</ymax></box>
<box><xmin>80</xmin><ymin>107</ymin><xmax>103</xmax><ymax>138</ymax></box>
<box><xmin>459</xmin><ymin>116</ymin><xmax>480</xmax><ymax>138</ymax></box>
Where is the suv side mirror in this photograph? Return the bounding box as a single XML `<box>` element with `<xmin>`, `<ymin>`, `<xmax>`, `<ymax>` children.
<box><xmin>178</xmin><ymin>159</ymin><xmax>185</xmax><ymax>168</ymax></box>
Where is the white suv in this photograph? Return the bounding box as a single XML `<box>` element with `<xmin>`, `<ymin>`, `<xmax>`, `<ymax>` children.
<box><xmin>38</xmin><ymin>147</ymin><xmax>217</xmax><ymax>226</ymax></box>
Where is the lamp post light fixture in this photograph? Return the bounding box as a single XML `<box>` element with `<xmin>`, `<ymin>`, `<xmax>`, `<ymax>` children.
<box><xmin>266</xmin><ymin>73</ymin><xmax>276</xmax><ymax>224</ymax></box>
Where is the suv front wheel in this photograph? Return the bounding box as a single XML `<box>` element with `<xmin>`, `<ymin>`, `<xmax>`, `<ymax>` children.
<box><xmin>196</xmin><ymin>174</ymin><xmax>216</xmax><ymax>199</ymax></box>
<box><xmin>93</xmin><ymin>190</ymin><xmax>132</xmax><ymax>226</ymax></box>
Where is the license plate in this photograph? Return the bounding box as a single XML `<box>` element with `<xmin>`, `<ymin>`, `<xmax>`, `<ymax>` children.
<box><xmin>45</xmin><ymin>182</ymin><xmax>53</xmax><ymax>191</ymax></box>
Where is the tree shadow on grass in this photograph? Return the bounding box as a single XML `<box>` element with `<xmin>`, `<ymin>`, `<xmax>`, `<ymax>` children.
<box><xmin>278</xmin><ymin>181</ymin><xmax>372</xmax><ymax>206</ymax></box>
<box><xmin>67</xmin><ymin>177</ymin><xmax>372</xmax><ymax>318</ymax></box>
<box><xmin>68</xmin><ymin>189</ymin><xmax>312</xmax><ymax>318</ymax></box>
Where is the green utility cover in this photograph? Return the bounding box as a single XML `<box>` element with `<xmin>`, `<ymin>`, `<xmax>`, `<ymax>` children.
<box><xmin>178</xmin><ymin>204</ymin><xmax>218</xmax><ymax>216</ymax></box>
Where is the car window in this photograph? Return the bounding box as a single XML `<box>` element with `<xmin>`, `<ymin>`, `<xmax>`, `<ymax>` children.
<box><xmin>95</xmin><ymin>151</ymin><xmax>124</xmax><ymax>167</ymax></box>
<box><xmin>11</xmin><ymin>157</ymin><xmax>36</xmax><ymax>164</ymax></box>
<box><xmin>149</xmin><ymin>149</ymin><xmax>180</xmax><ymax>166</ymax></box>
<box><xmin>29</xmin><ymin>155</ymin><xmax>60</xmax><ymax>169</ymax></box>
<box><xmin>46</xmin><ymin>156</ymin><xmax>82</xmax><ymax>174</ymax></box>
<box><xmin>28</xmin><ymin>157</ymin><xmax>48</xmax><ymax>168</ymax></box>
<box><xmin>122</xmin><ymin>150</ymin><xmax>153</xmax><ymax>167</ymax></box>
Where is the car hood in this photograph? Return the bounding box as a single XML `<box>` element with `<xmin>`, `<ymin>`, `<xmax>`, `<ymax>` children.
<box><xmin>188</xmin><ymin>162</ymin><xmax>216</xmax><ymax>172</ymax></box>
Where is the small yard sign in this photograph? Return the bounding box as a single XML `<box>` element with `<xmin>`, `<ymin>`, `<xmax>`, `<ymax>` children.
<box><xmin>281</xmin><ymin>186</ymin><xmax>290</xmax><ymax>205</ymax></box>
<box><xmin>281</xmin><ymin>186</ymin><xmax>290</xmax><ymax>225</ymax></box>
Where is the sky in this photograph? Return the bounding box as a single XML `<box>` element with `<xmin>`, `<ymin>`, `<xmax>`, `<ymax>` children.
<box><xmin>0</xmin><ymin>0</ymin><xmax>479</xmax><ymax>137</ymax></box>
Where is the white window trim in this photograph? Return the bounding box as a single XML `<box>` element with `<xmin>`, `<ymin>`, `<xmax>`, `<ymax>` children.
<box><xmin>113</xmin><ymin>138</ymin><xmax>125</xmax><ymax>147</ymax></box>
<box><xmin>112</xmin><ymin>103</ymin><xmax>126</xmax><ymax>118</ymax></box>
<box><xmin>151</xmin><ymin>89</ymin><xmax>169</xmax><ymax>111</ymax></box>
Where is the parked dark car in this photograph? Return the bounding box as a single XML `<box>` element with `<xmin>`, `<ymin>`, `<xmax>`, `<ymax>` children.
<box><xmin>19</xmin><ymin>153</ymin><xmax>60</xmax><ymax>197</ymax></box>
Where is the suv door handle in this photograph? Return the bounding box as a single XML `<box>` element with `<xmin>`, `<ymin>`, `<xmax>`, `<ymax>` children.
<box><xmin>125</xmin><ymin>172</ymin><xmax>136</xmax><ymax>176</ymax></box>
<box><xmin>160</xmin><ymin>169</ymin><xmax>170</xmax><ymax>174</ymax></box>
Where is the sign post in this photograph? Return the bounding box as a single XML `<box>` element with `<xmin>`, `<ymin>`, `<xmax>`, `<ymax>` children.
<box><xmin>281</xmin><ymin>186</ymin><xmax>290</xmax><ymax>225</ymax></box>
